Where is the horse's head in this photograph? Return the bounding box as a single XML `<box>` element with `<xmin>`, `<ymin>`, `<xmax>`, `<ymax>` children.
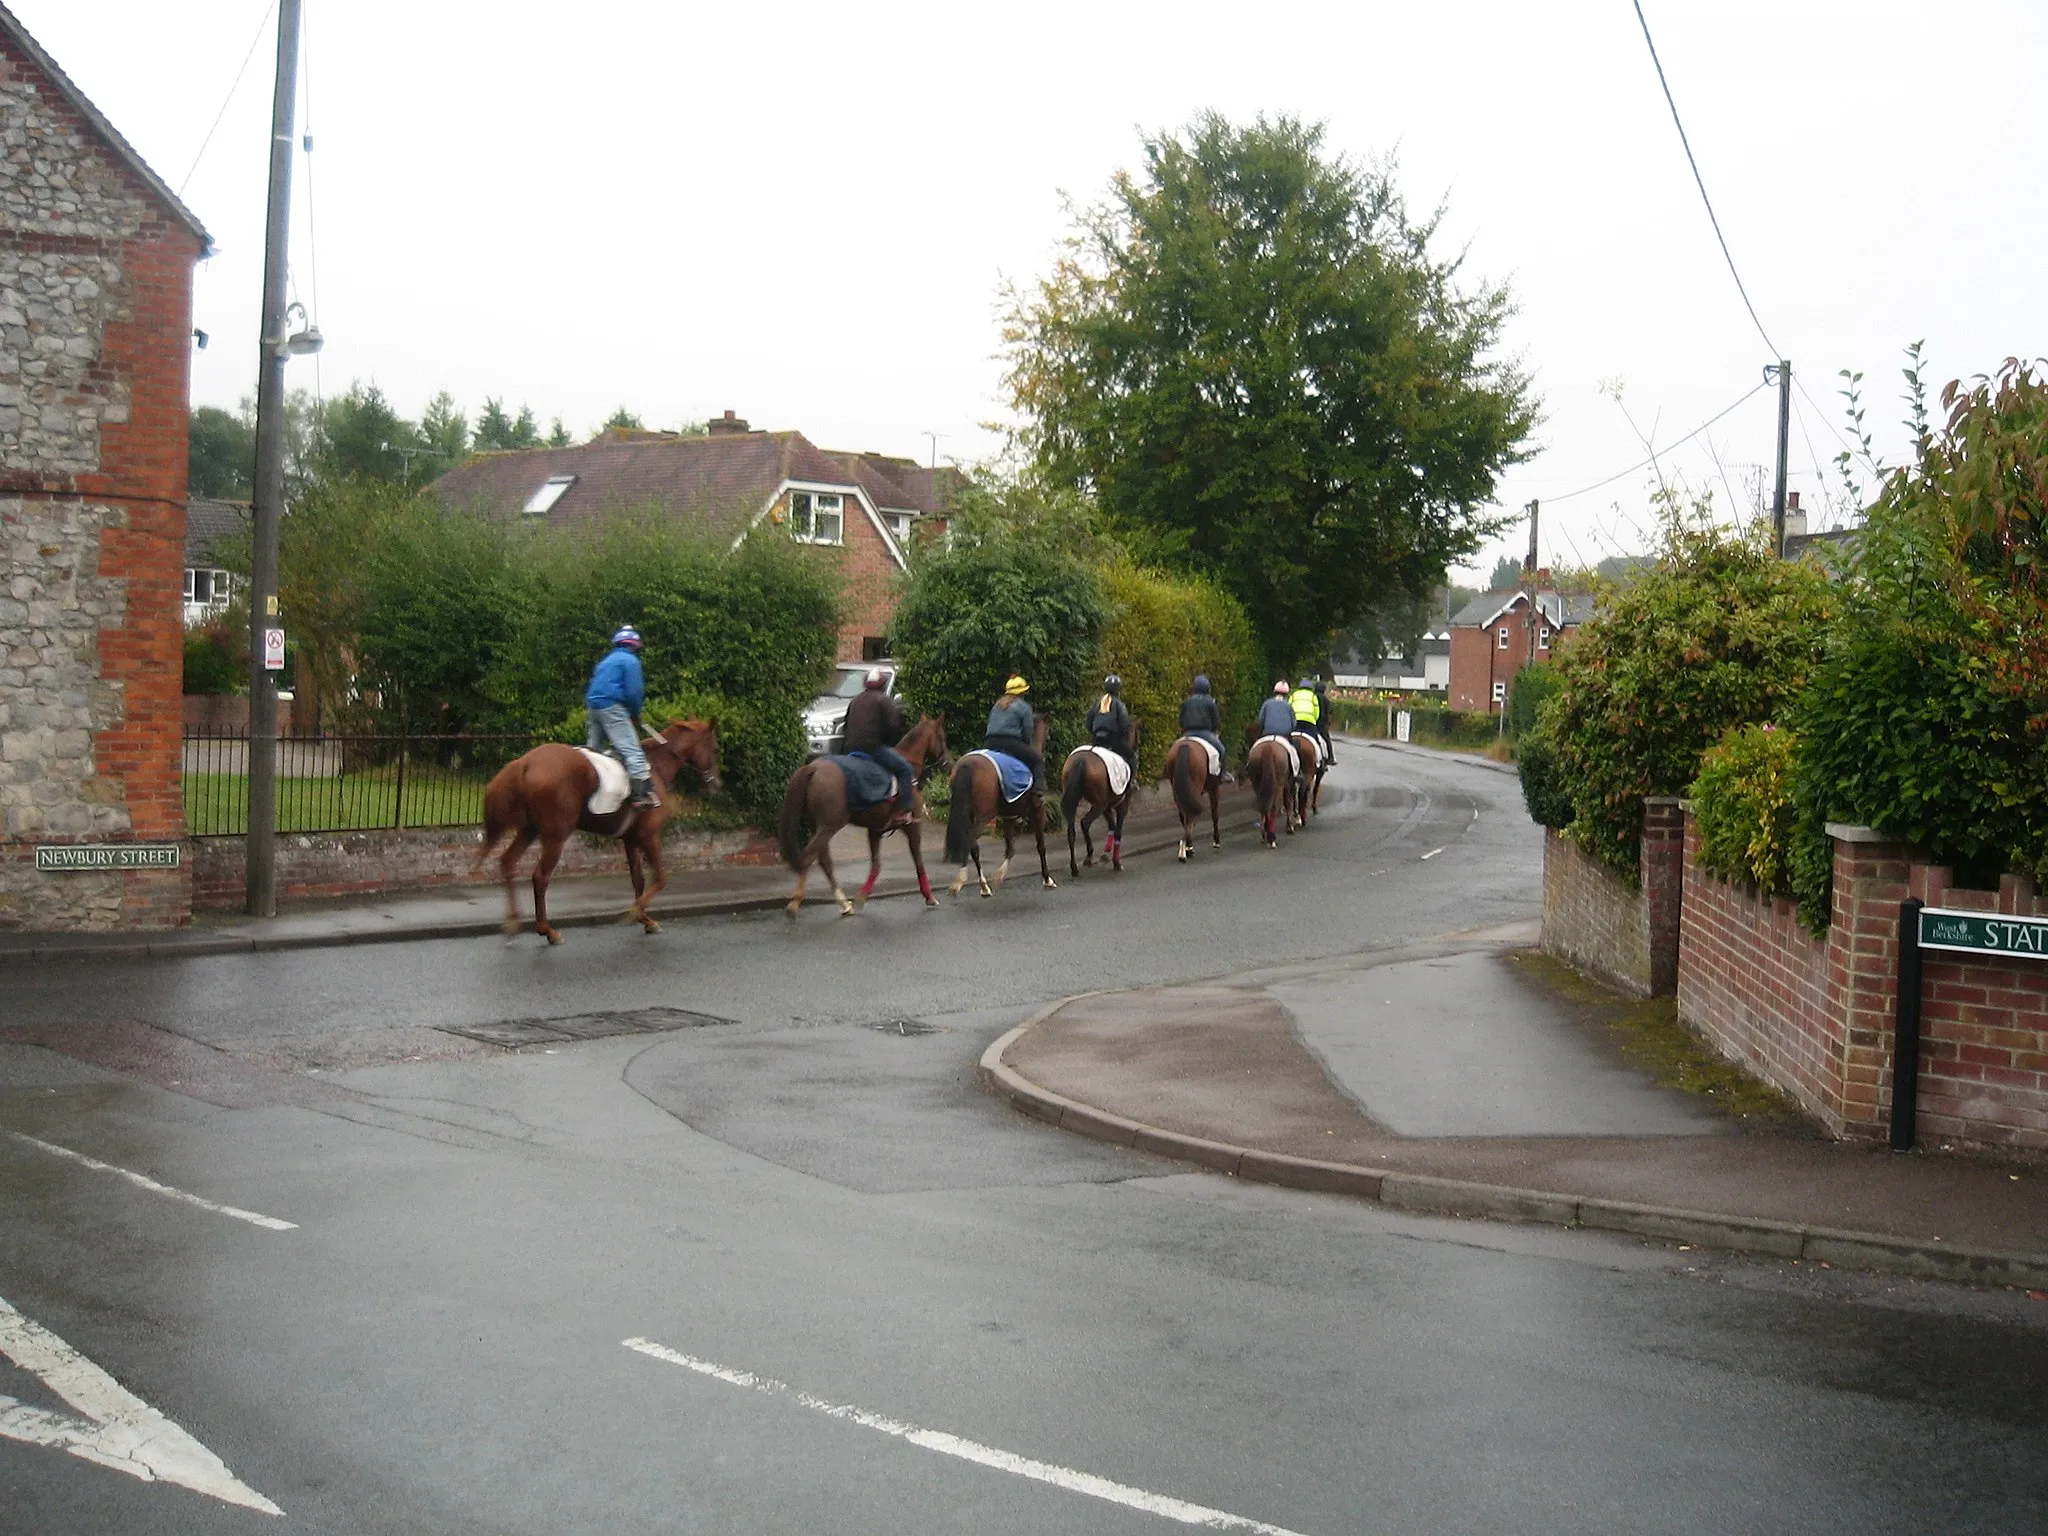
<box><xmin>907</xmin><ymin>712</ymin><xmax>951</xmax><ymax>782</ymax></box>
<box><xmin>655</xmin><ymin>718</ymin><xmax>723</xmax><ymax>795</ymax></box>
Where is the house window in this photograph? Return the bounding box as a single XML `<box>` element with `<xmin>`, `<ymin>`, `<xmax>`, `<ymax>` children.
<box><xmin>1491</xmin><ymin>680</ymin><xmax>1507</xmax><ymax>705</ymax></box>
<box><xmin>790</xmin><ymin>491</ymin><xmax>844</xmax><ymax>545</ymax></box>
<box><xmin>185</xmin><ymin>568</ymin><xmax>231</xmax><ymax>607</ymax></box>
<box><xmin>1539</xmin><ymin>625</ymin><xmax>1552</xmax><ymax>650</ymax></box>
<box><xmin>886</xmin><ymin>511</ymin><xmax>913</xmax><ymax>543</ymax></box>
<box><xmin>1497</xmin><ymin>626</ymin><xmax>1510</xmax><ymax>649</ymax></box>
<box><xmin>523</xmin><ymin>474</ymin><xmax>576</xmax><ymax>515</ymax></box>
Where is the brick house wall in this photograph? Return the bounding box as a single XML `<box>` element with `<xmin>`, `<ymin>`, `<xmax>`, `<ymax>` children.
<box><xmin>1674</xmin><ymin>810</ymin><xmax>2048</xmax><ymax>1151</ymax></box>
<box><xmin>1448</xmin><ymin>594</ymin><xmax>1565</xmax><ymax>712</ymax></box>
<box><xmin>1540</xmin><ymin>797</ymin><xmax>1684</xmax><ymax>996</ymax></box>
<box><xmin>0</xmin><ymin>27</ymin><xmax>204</xmax><ymax>930</ymax></box>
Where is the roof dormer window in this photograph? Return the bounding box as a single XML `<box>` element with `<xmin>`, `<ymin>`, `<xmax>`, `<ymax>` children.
<box><xmin>523</xmin><ymin>474</ymin><xmax>576</xmax><ymax>515</ymax></box>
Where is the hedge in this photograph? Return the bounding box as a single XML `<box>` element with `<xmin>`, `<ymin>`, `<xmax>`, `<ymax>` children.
<box><xmin>1096</xmin><ymin>561</ymin><xmax>1264</xmax><ymax>777</ymax></box>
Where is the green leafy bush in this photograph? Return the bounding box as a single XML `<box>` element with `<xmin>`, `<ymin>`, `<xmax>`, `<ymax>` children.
<box><xmin>182</xmin><ymin>623</ymin><xmax>244</xmax><ymax>696</ymax></box>
<box><xmin>1690</xmin><ymin>724</ymin><xmax>1801</xmax><ymax>895</ymax></box>
<box><xmin>887</xmin><ymin>507</ymin><xmax>1110</xmax><ymax>765</ymax></box>
<box><xmin>1506</xmin><ymin>660</ymin><xmax>1563</xmax><ymax>737</ymax></box>
<box><xmin>1547</xmin><ymin>514</ymin><xmax>1833</xmax><ymax>881</ymax></box>
<box><xmin>1516</xmin><ymin>707</ymin><xmax>1575</xmax><ymax>829</ymax></box>
<box><xmin>1096</xmin><ymin>561</ymin><xmax>1264</xmax><ymax>776</ymax></box>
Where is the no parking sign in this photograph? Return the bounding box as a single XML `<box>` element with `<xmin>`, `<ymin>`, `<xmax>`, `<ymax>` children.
<box><xmin>262</xmin><ymin>627</ymin><xmax>286</xmax><ymax>671</ymax></box>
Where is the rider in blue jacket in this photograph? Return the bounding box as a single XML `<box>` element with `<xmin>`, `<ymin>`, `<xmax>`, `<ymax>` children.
<box><xmin>586</xmin><ymin>626</ymin><xmax>659</xmax><ymax>808</ymax></box>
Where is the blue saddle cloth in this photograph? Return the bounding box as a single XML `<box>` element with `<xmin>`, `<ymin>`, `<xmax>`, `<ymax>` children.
<box><xmin>831</xmin><ymin>752</ymin><xmax>898</xmax><ymax>814</ymax></box>
<box><xmin>976</xmin><ymin>749</ymin><xmax>1035</xmax><ymax>803</ymax></box>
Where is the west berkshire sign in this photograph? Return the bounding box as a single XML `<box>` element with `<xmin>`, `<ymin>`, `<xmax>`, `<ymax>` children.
<box><xmin>35</xmin><ymin>844</ymin><xmax>181</xmax><ymax>872</ymax></box>
<box><xmin>1917</xmin><ymin>906</ymin><xmax>2048</xmax><ymax>962</ymax></box>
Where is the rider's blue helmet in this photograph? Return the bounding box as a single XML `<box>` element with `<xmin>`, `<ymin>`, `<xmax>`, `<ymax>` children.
<box><xmin>1192</xmin><ymin>675</ymin><xmax>1211</xmax><ymax>694</ymax></box>
<box><xmin>612</xmin><ymin>625</ymin><xmax>643</xmax><ymax>649</ymax></box>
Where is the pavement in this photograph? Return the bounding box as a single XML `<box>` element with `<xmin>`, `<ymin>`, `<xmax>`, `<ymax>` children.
<box><xmin>0</xmin><ymin>781</ymin><xmax>1210</xmax><ymax>961</ymax></box>
<box><xmin>984</xmin><ymin>929</ymin><xmax>2048</xmax><ymax>1292</ymax></box>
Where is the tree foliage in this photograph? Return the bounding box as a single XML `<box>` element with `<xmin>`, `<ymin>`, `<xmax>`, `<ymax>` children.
<box><xmin>1005</xmin><ymin>112</ymin><xmax>1536</xmax><ymax>670</ymax></box>
<box><xmin>1097</xmin><ymin>561</ymin><xmax>1264</xmax><ymax>777</ymax></box>
<box><xmin>188</xmin><ymin>405</ymin><xmax>254</xmax><ymax>499</ymax></box>
<box><xmin>1542</xmin><ymin>507</ymin><xmax>1834</xmax><ymax>879</ymax></box>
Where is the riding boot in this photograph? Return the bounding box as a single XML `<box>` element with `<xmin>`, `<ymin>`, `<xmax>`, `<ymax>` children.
<box><xmin>630</xmin><ymin>778</ymin><xmax>661</xmax><ymax>810</ymax></box>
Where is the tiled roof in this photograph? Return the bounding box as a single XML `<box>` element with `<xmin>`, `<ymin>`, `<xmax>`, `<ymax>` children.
<box><xmin>185</xmin><ymin>497</ymin><xmax>248</xmax><ymax>565</ymax></box>
<box><xmin>428</xmin><ymin>429</ymin><xmax>963</xmax><ymax>541</ymax></box>
<box><xmin>1451</xmin><ymin>588</ymin><xmax>1597</xmax><ymax>629</ymax></box>
<box><xmin>0</xmin><ymin>3</ymin><xmax>211</xmax><ymax>248</ymax></box>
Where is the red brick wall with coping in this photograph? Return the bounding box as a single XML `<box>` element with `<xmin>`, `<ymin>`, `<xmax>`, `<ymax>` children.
<box><xmin>1540</xmin><ymin>796</ymin><xmax>1684</xmax><ymax>998</ymax></box>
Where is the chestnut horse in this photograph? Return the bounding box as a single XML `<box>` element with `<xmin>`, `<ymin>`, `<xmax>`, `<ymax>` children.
<box><xmin>1059</xmin><ymin>721</ymin><xmax>1142</xmax><ymax>877</ymax></box>
<box><xmin>1290</xmin><ymin>731</ymin><xmax>1329</xmax><ymax>824</ymax></box>
<box><xmin>1163</xmin><ymin>735</ymin><xmax>1224</xmax><ymax>863</ymax></box>
<box><xmin>1244</xmin><ymin>735</ymin><xmax>1298</xmax><ymax>848</ymax></box>
<box><xmin>944</xmin><ymin>718</ymin><xmax>1056</xmax><ymax>898</ymax></box>
<box><xmin>777</xmin><ymin>714</ymin><xmax>950</xmax><ymax>918</ymax></box>
<box><xmin>477</xmin><ymin>719</ymin><xmax>722</xmax><ymax>944</ymax></box>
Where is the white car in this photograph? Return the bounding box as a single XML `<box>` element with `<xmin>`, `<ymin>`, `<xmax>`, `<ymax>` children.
<box><xmin>804</xmin><ymin>661</ymin><xmax>899</xmax><ymax>757</ymax></box>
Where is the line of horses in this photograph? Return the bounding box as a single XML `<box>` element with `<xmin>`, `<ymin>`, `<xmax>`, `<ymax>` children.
<box><xmin>477</xmin><ymin>713</ymin><xmax>1330</xmax><ymax>943</ymax></box>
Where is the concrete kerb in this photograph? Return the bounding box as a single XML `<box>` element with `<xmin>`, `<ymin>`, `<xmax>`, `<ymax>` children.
<box><xmin>978</xmin><ymin>1001</ymin><xmax>2048</xmax><ymax>1293</ymax></box>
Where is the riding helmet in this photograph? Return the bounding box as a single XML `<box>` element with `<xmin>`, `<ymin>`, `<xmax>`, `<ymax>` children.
<box><xmin>1103</xmin><ymin>675</ymin><xmax>1122</xmax><ymax>695</ymax></box>
<box><xmin>612</xmin><ymin>625</ymin><xmax>643</xmax><ymax>649</ymax></box>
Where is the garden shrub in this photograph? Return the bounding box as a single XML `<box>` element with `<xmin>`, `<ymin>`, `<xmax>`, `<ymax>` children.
<box><xmin>1546</xmin><ymin>513</ymin><xmax>1833</xmax><ymax>882</ymax></box>
<box><xmin>1516</xmin><ymin>707</ymin><xmax>1575</xmax><ymax>830</ymax></box>
<box><xmin>183</xmin><ymin>623</ymin><xmax>244</xmax><ymax>696</ymax></box>
<box><xmin>1096</xmin><ymin>561</ymin><xmax>1263</xmax><ymax>776</ymax></box>
<box><xmin>1506</xmin><ymin>660</ymin><xmax>1563</xmax><ymax>737</ymax></box>
<box><xmin>1690</xmin><ymin>724</ymin><xmax>1800</xmax><ymax>896</ymax></box>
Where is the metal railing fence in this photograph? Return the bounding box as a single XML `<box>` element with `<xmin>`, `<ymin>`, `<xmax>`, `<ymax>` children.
<box><xmin>181</xmin><ymin>731</ymin><xmax>548</xmax><ymax>837</ymax></box>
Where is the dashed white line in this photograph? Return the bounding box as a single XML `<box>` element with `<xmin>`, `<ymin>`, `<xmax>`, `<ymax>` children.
<box><xmin>0</xmin><ymin>1294</ymin><xmax>283</xmax><ymax>1515</ymax></box>
<box><xmin>7</xmin><ymin>1132</ymin><xmax>296</xmax><ymax>1232</ymax></box>
<box><xmin>622</xmin><ymin>1339</ymin><xmax>1317</xmax><ymax>1535</ymax></box>
<box><xmin>1419</xmin><ymin>847</ymin><xmax>1444</xmax><ymax>860</ymax></box>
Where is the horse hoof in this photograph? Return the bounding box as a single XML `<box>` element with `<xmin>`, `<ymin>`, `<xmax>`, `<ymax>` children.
<box><xmin>543</xmin><ymin>929</ymin><xmax>564</xmax><ymax>945</ymax></box>
<box><xmin>1212</xmin><ymin>840</ymin><xmax>1222</xmax><ymax>850</ymax></box>
<box><xmin>1043</xmin><ymin>877</ymin><xmax>1059</xmax><ymax>890</ymax></box>
<box><xmin>642</xmin><ymin>919</ymin><xmax>661</xmax><ymax>935</ymax></box>
<box><xmin>923</xmin><ymin>896</ymin><xmax>939</xmax><ymax>909</ymax></box>
<box><xmin>838</xmin><ymin>901</ymin><xmax>856</xmax><ymax>917</ymax></box>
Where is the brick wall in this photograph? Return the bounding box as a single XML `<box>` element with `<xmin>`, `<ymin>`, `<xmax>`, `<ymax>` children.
<box><xmin>1677</xmin><ymin>811</ymin><xmax>2048</xmax><ymax>1152</ymax></box>
<box><xmin>0</xmin><ymin>32</ymin><xmax>202</xmax><ymax>930</ymax></box>
<box><xmin>829</xmin><ymin>498</ymin><xmax>903</xmax><ymax>662</ymax></box>
<box><xmin>188</xmin><ymin>823</ymin><xmax>779</xmax><ymax>910</ymax></box>
<box><xmin>1540</xmin><ymin>797</ymin><xmax>1684</xmax><ymax>997</ymax></box>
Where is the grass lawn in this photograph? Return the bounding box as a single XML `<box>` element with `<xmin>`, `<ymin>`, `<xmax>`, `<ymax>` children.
<box><xmin>184</xmin><ymin>770</ymin><xmax>490</xmax><ymax>836</ymax></box>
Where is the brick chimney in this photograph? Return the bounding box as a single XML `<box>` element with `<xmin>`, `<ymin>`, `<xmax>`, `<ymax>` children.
<box><xmin>1784</xmin><ymin>490</ymin><xmax>1806</xmax><ymax>540</ymax></box>
<box><xmin>707</xmin><ymin>409</ymin><xmax>751</xmax><ymax>435</ymax></box>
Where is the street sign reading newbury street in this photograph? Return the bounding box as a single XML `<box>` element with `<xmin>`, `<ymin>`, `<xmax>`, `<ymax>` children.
<box><xmin>1917</xmin><ymin>905</ymin><xmax>2048</xmax><ymax>961</ymax></box>
<box><xmin>35</xmin><ymin>844</ymin><xmax>181</xmax><ymax>872</ymax></box>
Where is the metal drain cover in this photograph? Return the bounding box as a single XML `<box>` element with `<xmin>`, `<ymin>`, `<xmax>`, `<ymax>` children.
<box><xmin>860</xmin><ymin>1018</ymin><xmax>945</xmax><ymax>1036</ymax></box>
<box><xmin>439</xmin><ymin>1006</ymin><xmax>737</xmax><ymax>1050</ymax></box>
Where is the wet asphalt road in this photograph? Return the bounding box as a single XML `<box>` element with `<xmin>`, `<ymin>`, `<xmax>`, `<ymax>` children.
<box><xmin>2</xmin><ymin>746</ymin><xmax>2044</xmax><ymax>1534</ymax></box>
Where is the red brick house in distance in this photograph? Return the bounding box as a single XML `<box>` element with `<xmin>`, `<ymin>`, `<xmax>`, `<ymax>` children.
<box><xmin>431</xmin><ymin>411</ymin><xmax>961</xmax><ymax>662</ymax></box>
<box><xmin>0</xmin><ymin>6</ymin><xmax>209</xmax><ymax>931</ymax></box>
<box><xmin>1446</xmin><ymin>575</ymin><xmax>1594</xmax><ymax>713</ymax></box>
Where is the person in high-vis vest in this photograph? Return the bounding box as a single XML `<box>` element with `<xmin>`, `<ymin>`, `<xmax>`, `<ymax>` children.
<box><xmin>1289</xmin><ymin>675</ymin><xmax>1333</xmax><ymax>766</ymax></box>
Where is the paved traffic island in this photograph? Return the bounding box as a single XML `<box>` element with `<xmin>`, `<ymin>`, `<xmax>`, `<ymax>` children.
<box><xmin>984</xmin><ymin>933</ymin><xmax>2048</xmax><ymax>1291</ymax></box>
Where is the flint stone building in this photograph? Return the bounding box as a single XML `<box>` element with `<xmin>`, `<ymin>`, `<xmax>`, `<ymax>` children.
<box><xmin>0</xmin><ymin>6</ymin><xmax>207</xmax><ymax>930</ymax></box>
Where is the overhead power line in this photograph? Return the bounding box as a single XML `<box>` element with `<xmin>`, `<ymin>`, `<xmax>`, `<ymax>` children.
<box><xmin>1630</xmin><ymin>0</ymin><xmax>1780</xmax><ymax>361</ymax></box>
<box><xmin>1544</xmin><ymin>380</ymin><xmax>1770</xmax><ymax>504</ymax></box>
<box><xmin>178</xmin><ymin>0</ymin><xmax>279</xmax><ymax>197</ymax></box>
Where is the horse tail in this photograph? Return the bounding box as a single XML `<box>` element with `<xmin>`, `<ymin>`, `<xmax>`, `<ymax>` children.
<box><xmin>1170</xmin><ymin>741</ymin><xmax>1196</xmax><ymax>818</ymax></box>
<box><xmin>474</xmin><ymin>762</ymin><xmax>518</xmax><ymax>872</ymax></box>
<box><xmin>1060</xmin><ymin>752</ymin><xmax>1088</xmax><ymax>828</ymax></box>
<box><xmin>944</xmin><ymin>760</ymin><xmax>978</xmax><ymax>865</ymax></box>
<box><xmin>778</xmin><ymin>763</ymin><xmax>814</xmax><ymax>871</ymax></box>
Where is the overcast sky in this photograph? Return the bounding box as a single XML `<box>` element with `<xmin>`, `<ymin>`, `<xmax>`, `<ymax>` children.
<box><xmin>27</xmin><ymin>0</ymin><xmax>2048</xmax><ymax>581</ymax></box>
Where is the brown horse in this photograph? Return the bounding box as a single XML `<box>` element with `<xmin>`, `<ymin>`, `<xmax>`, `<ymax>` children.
<box><xmin>1059</xmin><ymin>721</ymin><xmax>1142</xmax><ymax>877</ymax></box>
<box><xmin>477</xmin><ymin>719</ymin><xmax>722</xmax><ymax>944</ymax></box>
<box><xmin>944</xmin><ymin>718</ymin><xmax>1056</xmax><ymax>898</ymax></box>
<box><xmin>1245</xmin><ymin>735</ymin><xmax>1298</xmax><ymax>848</ymax></box>
<box><xmin>1290</xmin><ymin>731</ymin><xmax>1329</xmax><ymax>823</ymax></box>
<box><xmin>1163</xmin><ymin>734</ymin><xmax>1224</xmax><ymax>862</ymax></box>
<box><xmin>777</xmin><ymin>714</ymin><xmax>950</xmax><ymax>918</ymax></box>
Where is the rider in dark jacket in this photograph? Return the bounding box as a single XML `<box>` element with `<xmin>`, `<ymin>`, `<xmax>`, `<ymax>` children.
<box><xmin>984</xmin><ymin>674</ymin><xmax>1043</xmax><ymax>789</ymax></box>
<box><xmin>1178</xmin><ymin>675</ymin><xmax>1230</xmax><ymax>780</ymax></box>
<box><xmin>842</xmin><ymin>668</ymin><xmax>915</xmax><ymax>827</ymax></box>
<box><xmin>1087</xmin><ymin>676</ymin><xmax>1134</xmax><ymax>768</ymax></box>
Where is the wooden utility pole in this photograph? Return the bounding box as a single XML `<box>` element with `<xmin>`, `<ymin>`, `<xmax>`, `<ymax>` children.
<box><xmin>1523</xmin><ymin>498</ymin><xmax>1539</xmax><ymax>576</ymax></box>
<box><xmin>1768</xmin><ymin>360</ymin><xmax>1791</xmax><ymax>557</ymax></box>
<box><xmin>246</xmin><ymin>0</ymin><xmax>302</xmax><ymax>916</ymax></box>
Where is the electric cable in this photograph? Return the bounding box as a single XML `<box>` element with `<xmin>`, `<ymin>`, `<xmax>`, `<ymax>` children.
<box><xmin>1543</xmin><ymin>380</ymin><xmax>1769</xmax><ymax>504</ymax></box>
<box><xmin>178</xmin><ymin>0</ymin><xmax>278</xmax><ymax>197</ymax></box>
<box><xmin>1630</xmin><ymin>0</ymin><xmax>1780</xmax><ymax>361</ymax></box>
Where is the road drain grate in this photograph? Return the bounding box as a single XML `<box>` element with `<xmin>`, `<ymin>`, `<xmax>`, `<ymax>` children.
<box><xmin>860</xmin><ymin>1018</ymin><xmax>945</xmax><ymax>1037</ymax></box>
<box><xmin>439</xmin><ymin>1007</ymin><xmax>737</xmax><ymax>1050</ymax></box>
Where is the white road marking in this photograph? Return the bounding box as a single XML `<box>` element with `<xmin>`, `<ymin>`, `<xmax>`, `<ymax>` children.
<box><xmin>622</xmin><ymin>1339</ymin><xmax>1316</xmax><ymax>1535</ymax></box>
<box><xmin>0</xmin><ymin>1294</ymin><xmax>283</xmax><ymax>1515</ymax></box>
<box><xmin>7</xmin><ymin>1132</ymin><xmax>296</xmax><ymax>1232</ymax></box>
<box><xmin>1419</xmin><ymin>847</ymin><xmax>1444</xmax><ymax>860</ymax></box>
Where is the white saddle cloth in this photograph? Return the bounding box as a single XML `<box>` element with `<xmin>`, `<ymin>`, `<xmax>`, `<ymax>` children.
<box><xmin>578</xmin><ymin>748</ymin><xmax>632</xmax><ymax>815</ymax></box>
<box><xmin>1293</xmin><ymin>733</ymin><xmax>1322</xmax><ymax>772</ymax></box>
<box><xmin>1260</xmin><ymin>734</ymin><xmax>1300</xmax><ymax>778</ymax></box>
<box><xmin>1186</xmin><ymin>736</ymin><xmax>1221</xmax><ymax>778</ymax></box>
<box><xmin>1083</xmin><ymin>745</ymin><xmax>1132</xmax><ymax>797</ymax></box>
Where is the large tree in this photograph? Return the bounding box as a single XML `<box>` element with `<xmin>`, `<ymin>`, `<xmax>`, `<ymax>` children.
<box><xmin>1006</xmin><ymin>113</ymin><xmax>1536</xmax><ymax>670</ymax></box>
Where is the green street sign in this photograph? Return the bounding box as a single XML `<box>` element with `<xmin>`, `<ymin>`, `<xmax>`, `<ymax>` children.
<box><xmin>1917</xmin><ymin>905</ymin><xmax>2048</xmax><ymax>962</ymax></box>
<box><xmin>35</xmin><ymin>844</ymin><xmax>181</xmax><ymax>872</ymax></box>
